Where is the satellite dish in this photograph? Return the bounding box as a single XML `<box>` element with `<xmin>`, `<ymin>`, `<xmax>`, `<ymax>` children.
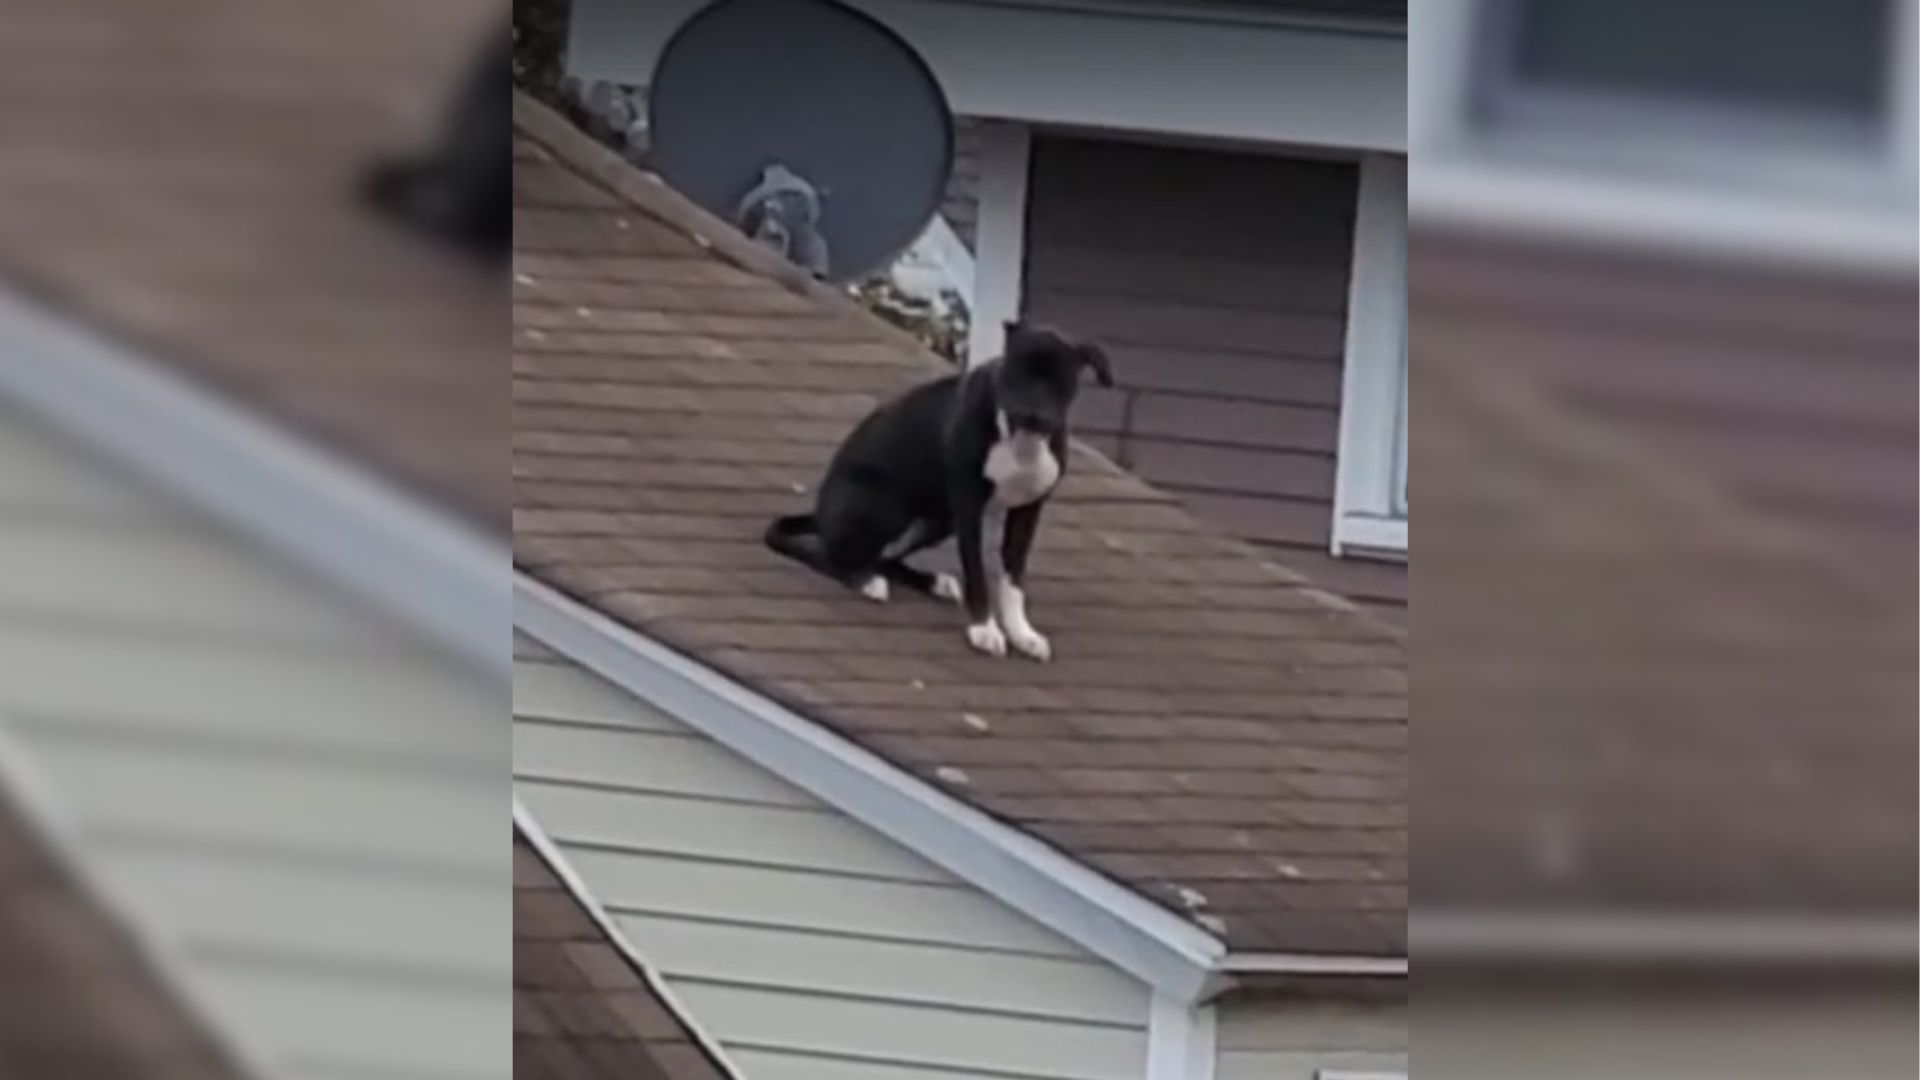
<box><xmin>647</xmin><ymin>0</ymin><xmax>955</xmax><ymax>283</ymax></box>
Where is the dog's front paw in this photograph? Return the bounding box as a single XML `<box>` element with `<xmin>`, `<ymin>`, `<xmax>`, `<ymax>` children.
<box><xmin>931</xmin><ymin>573</ymin><xmax>962</xmax><ymax>604</ymax></box>
<box><xmin>858</xmin><ymin>577</ymin><xmax>890</xmax><ymax>603</ymax></box>
<box><xmin>1007</xmin><ymin>625</ymin><xmax>1052</xmax><ymax>662</ymax></box>
<box><xmin>965</xmin><ymin>621</ymin><xmax>1007</xmax><ymax>657</ymax></box>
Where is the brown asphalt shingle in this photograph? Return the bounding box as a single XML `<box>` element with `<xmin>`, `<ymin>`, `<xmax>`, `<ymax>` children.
<box><xmin>512</xmin><ymin>94</ymin><xmax>1408</xmax><ymax>957</ymax></box>
<box><xmin>1412</xmin><ymin>234</ymin><xmax>1917</xmax><ymax>919</ymax></box>
<box><xmin>0</xmin><ymin>0</ymin><xmax>504</xmax><ymax>528</ymax></box>
<box><xmin>515</xmin><ymin>831</ymin><xmax>734</xmax><ymax>1080</ymax></box>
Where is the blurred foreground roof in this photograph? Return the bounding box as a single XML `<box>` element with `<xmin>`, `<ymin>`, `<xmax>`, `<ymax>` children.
<box><xmin>1412</xmin><ymin>231</ymin><xmax>1917</xmax><ymax>959</ymax></box>
<box><xmin>0</xmin><ymin>0</ymin><xmax>505</xmax><ymax>528</ymax></box>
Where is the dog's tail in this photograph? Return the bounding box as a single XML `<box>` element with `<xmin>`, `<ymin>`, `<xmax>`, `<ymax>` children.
<box><xmin>764</xmin><ymin>514</ymin><xmax>829</xmax><ymax>572</ymax></box>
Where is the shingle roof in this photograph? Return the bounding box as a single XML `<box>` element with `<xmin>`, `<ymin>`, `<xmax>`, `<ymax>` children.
<box><xmin>1412</xmin><ymin>234</ymin><xmax>1916</xmax><ymax>922</ymax></box>
<box><xmin>511</xmin><ymin>93</ymin><xmax>1407</xmax><ymax>957</ymax></box>
<box><xmin>0</xmin><ymin>791</ymin><xmax>244</xmax><ymax>1079</ymax></box>
<box><xmin>515</xmin><ymin>830</ymin><xmax>736</xmax><ymax>1080</ymax></box>
<box><xmin>0</xmin><ymin>0</ymin><xmax>504</xmax><ymax>528</ymax></box>
<box><xmin>0</xmin><ymin>4</ymin><xmax>497</xmax><ymax>1077</ymax></box>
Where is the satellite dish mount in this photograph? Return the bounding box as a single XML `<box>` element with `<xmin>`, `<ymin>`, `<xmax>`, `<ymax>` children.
<box><xmin>646</xmin><ymin>0</ymin><xmax>955</xmax><ymax>284</ymax></box>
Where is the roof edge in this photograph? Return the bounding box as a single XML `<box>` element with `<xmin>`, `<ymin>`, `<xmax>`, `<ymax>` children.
<box><xmin>514</xmin><ymin>799</ymin><xmax>748</xmax><ymax>1079</ymax></box>
<box><xmin>0</xmin><ymin>283</ymin><xmax>509</xmax><ymax>683</ymax></box>
<box><xmin>1219</xmin><ymin>952</ymin><xmax>1408</xmax><ymax>977</ymax></box>
<box><xmin>515</xmin><ymin>569</ymin><xmax>1229</xmax><ymax>1000</ymax></box>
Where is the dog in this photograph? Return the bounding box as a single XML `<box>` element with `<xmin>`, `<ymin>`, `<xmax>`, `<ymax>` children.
<box><xmin>766</xmin><ymin>322</ymin><xmax>1113</xmax><ymax>660</ymax></box>
<box><xmin>362</xmin><ymin>25</ymin><xmax>509</xmax><ymax>258</ymax></box>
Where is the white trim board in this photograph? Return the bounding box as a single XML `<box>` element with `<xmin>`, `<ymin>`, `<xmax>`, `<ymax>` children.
<box><xmin>1147</xmin><ymin>993</ymin><xmax>1217</xmax><ymax>1080</ymax></box>
<box><xmin>0</xmin><ymin>286</ymin><xmax>510</xmax><ymax>684</ymax></box>
<box><xmin>1331</xmin><ymin>154</ymin><xmax>1408</xmax><ymax>558</ymax></box>
<box><xmin>966</xmin><ymin>120</ymin><xmax>1032</xmax><ymax>367</ymax></box>
<box><xmin>514</xmin><ymin>568</ymin><xmax>1226</xmax><ymax>1001</ymax></box>
<box><xmin>514</xmin><ymin>797</ymin><xmax>748</xmax><ymax>1079</ymax></box>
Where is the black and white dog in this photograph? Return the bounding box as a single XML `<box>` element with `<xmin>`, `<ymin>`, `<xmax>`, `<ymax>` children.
<box><xmin>362</xmin><ymin>25</ymin><xmax>508</xmax><ymax>258</ymax></box>
<box><xmin>766</xmin><ymin>322</ymin><xmax>1113</xmax><ymax>660</ymax></box>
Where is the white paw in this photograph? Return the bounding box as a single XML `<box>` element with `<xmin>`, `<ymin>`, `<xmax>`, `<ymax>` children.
<box><xmin>858</xmin><ymin>577</ymin><xmax>890</xmax><ymax>603</ymax></box>
<box><xmin>965</xmin><ymin>621</ymin><xmax>1007</xmax><ymax>657</ymax></box>
<box><xmin>1007</xmin><ymin>625</ymin><xmax>1052</xmax><ymax>662</ymax></box>
<box><xmin>931</xmin><ymin>573</ymin><xmax>962</xmax><ymax>603</ymax></box>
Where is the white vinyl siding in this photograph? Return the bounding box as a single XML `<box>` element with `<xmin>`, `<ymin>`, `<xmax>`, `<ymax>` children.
<box><xmin>513</xmin><ymin>639</ymin><xmax>1153</xmax><ymax>1080</ymax></box>
<box><xmin>0</xmin><ymin>404</ymin><xmax>507</xmax><ymax>1080</ymax></box>
<box><xmin>1216</xmin><ymin>998</ymin><xmax>1407</xmax><ymax>1080</ymax></box>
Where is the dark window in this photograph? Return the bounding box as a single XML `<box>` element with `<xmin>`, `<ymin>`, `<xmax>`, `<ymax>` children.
<box><xmin>1476</xmin><ymin>0</ymin><xmax>1900</xmax><ymax>151</ymax></box>
<box><xmin>1507</xmin><ymin>0</ymin><xmax>1889</xmax><ymax>118</ymax></box>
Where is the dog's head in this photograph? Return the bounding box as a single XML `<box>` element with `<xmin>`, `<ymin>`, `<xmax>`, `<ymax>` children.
<box><xmin>993</xmin><ymin>321</ymin><xmax>1114</xmax><ymax>437</ymax></box>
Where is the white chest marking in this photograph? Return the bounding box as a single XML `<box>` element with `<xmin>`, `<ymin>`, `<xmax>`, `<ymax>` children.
<box><xmin>984</xmin><ymin>429</ymin><xmax>1060</xmax><ymax>508</ymax></box>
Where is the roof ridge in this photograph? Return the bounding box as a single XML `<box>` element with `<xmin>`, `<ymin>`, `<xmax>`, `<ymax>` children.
<box><xmin>510</xmin><ymin>88</ymin><xmax>1401</xmax><ymax>642</ymax></box>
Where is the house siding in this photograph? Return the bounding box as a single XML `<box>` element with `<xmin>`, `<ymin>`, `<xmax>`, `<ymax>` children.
<box><xmin>565</xmin><ymin>0</ymin><xmax>1405</xmax><ymax>153</ymax></box>
<box><xmin>1216</xmin><ymin>997</ymin><xmax>1407</xmax><ymax>1080</ymax></box>
<box><xmin>0</xmin><ymin>405</ymin><xmax>506</xmax><ymax>1080</ymax></box>
<box><xmin>513</xmin><ymin>635</ymin><xmax>1154</xmax><ymax>1080</ymax></box>
<box><xmin>1021</xmin><ymin>133</ymin><xmax>1407</xmax><ymax>618</ymax></box>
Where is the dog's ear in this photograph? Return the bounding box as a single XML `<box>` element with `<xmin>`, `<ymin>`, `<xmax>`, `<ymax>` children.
<box><xmin>1002</xmin><ymin>319</ymin><xmax>1033</xmax><ymax>355</ymax></box>
<box><xmin>1078</xmin><ymin>342</ymin><xmax>1115</xmax><ymax>388</ymax></box>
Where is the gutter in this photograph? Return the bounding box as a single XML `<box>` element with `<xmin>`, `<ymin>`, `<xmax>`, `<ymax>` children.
<box><xmin>1218</xmin><ymin>952</ymin><xmax>1409</xmax><ymax>977</ymax></box>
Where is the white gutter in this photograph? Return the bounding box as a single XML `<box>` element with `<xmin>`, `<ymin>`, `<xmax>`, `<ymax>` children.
<box><xmin>1218</xmin><ymin>952</ymin><xmax>1408</xmax><ymax>977</ymax></box>
<box><xmin>0</xmin><ymin>285</ymin><xmax>509</xmax><ymax>684</ymax></box>
<box><xmin>515</xmin><ymin>570</ymin><xmax>1227</xmax><ymax>1001</ymax></box>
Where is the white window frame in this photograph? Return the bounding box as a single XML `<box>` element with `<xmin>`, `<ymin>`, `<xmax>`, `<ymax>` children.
<box><xmin>1410</xmin><ymin>0</ymin><xmax>1920</xmax><ymax>271</ymax></box>
<box><xmin>1330</xmin><ymin>153</ymin><xmax>1408</xmax><ymax>559</ymax></box>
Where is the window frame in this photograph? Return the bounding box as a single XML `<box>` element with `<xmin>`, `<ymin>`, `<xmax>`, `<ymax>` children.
<box><xmin>1467</xmin><ymin>0</ymin><xmax>1913</xmax><ymax>200</ymax></box>
<box><xmin>1330</xmin><ymin>153</ymin><xmax>1408</xmax><ymax>560</ymax></box>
